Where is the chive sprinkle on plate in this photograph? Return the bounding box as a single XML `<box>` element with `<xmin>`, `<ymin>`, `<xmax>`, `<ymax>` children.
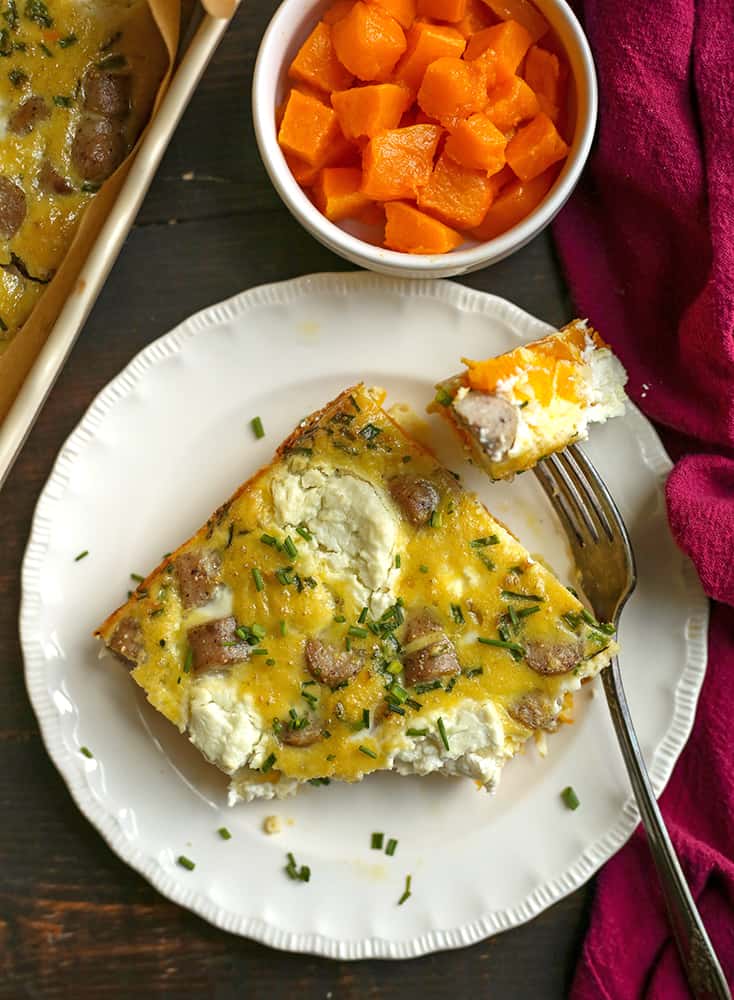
<box><xmin>218</xmin><ymin>826</ymin><xmax>232</xmax><ymax>840</ymax></box>
<box><xmin>74</xmin><ymin>549</ymin><xmax>89</xmax><ymax>562</ymax></box>
<box><xmin>371</xmin><ymin>832</ymin><xmax>384</xmax><ymax>850</ymax></box>
<box><xmin>398</xmin><ymin>874</ymin><xmax>412</xmax><ymax>905</ymax></box>
<box><xmin>385</xmin><ymin>838</ymin><xmax>398</xmax><ymax>857</ymax></box>
<box><xmin>80</xmin><ymin>746</ymin><xmax>93</xmax><ymax>759</ymax></box>
<box><xmin>561</xmin><ymin>786</ymin><xmax>580</xmax><ymax>810</ymax></box>
<box><xmin>177</xmin><ymin>855</ymin><xmax>196</xmax><ymax>871</ymax></box>
<box><xmin>251</xmin><ymin>415</ymin><xmax>265</xmax><ymax>439</ymax></box>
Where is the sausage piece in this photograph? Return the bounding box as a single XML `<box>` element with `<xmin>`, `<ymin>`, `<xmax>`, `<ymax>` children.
<box><xmin>8</xmin><ymin>96</ymin><xmax>49</xmax><ymax>136</ymax></box>
<box><xmin>0</xmin><ymin>177</ymin><xmax>26</xmax><ymax>238</ymax></box>
<box><xmin>403</xmin><ymin>612</ymin><xmax>461</xmax><ymax>687</ymax></box>
<box><xmin>388</xmin><ymin>475</ymin><xmax>440</xmax><ymax>527</ymax></box>
<box><xmin>525</xmin><ymin>640</ymin><xmax>582</xmax><ymax>676</ymax></box>
<box><xmin>173</xmin><ymin>549</ymin><xmax>221</xmax><ymax>610</ymax></box>
<box><xmin>71</xmin><ymin>116</ymin><xmax>126</xmax><ymax>182</ymax></box>
<box><xmin>279</xmin><ymin>722</ymin><xmax>323</xmax><ymax>747</ymax></box>
<box><xmin>507</xmin><ymin>692</ymin><xmax>559</xmax><ymax>731</ymax></box>
<box><xmin>186</xmin><ymin>616</ymin><xmax>251</xmax><ymax>673</ymax></box>
<box><xmin>83</xmin><ymin>68</ymin><xmax>131</xmax><ymax>118</ymax></box>
<box><xmin>38</xmin><ymin>160</ymin><xmax>74</xmax><ymax>195</ymax></box>
<box><xmin>452</xmin><ymin>391</ymin><xmax>518</xmax><ymax>462</ymax></box>
<box><xmin>107</xmin><ymin>617</ymin><xmax>144</xmax><ymax>668</ymax></box>
<box><xmin>304</xmin><ymin>638</ymin><xmax>362</xmax><ymax>688</ymax></box>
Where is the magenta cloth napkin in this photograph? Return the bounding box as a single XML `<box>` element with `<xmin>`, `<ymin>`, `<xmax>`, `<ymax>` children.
<box><xmin>551</xmin><ymin>0</ymin><xmax>734</xmax><ymax>995</ymax></box>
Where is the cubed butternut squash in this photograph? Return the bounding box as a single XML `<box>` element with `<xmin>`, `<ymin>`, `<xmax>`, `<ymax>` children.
<box><xmin>384</xmin><ymin>200</ymin><xmax>463</xmax><ymax>252</ymax></box>
<box><xmin>289</xmin><ymin>21</ymin><xmax>355</xmax><ymax>93</ymax></box>
<box><xmin>323</xmin><ymin>0</ymin><xmax>355</xmax><ymax>24</ymax></box>
<box><xmin>471</xmin><ymin>165</ymin><xmax>556</xmax><ymax>239</ymax></box>
<box><xmin>417</xmin><ymin>56</ymin><xmax>488</xmax><ymax>124</ymax></box>
<box><xmin>484</xmin><ymin>74</ymin><xmax>539</xmax><ymax>130</ymax></box>
<box><xmin>464</xmin><ymin>19</ymin><xmax>532</xmax><ymax>81</ymax></box>
<box><xmin>393</xmin><ymin>21</ymin><xmax>466</xmax><ymax>94</ymax></box>
<box><xmin>456</xmin><ymin>0</ymin><xmax>495</xmax><ymax>37</ymax></box>
<box><xmin>524</xmin><ymin>44</ymin><xmax>565</xmax><ymax>121</ymax></box>
<box><xmin>278</xmin><ymin>89</ymin><xmax>343</xmax><ymax>166</ymax></box>
<box><xmin>417</xmin><ymin>150</ymin><xmax>494</xmax><ymax>227</ymax></box>
<box><xmin>332</xmin><ymin>82</ymin><xmax>413</xmax><ymax>139</ymax></box>
<box><xmin>332</xmin><ymin>1</ymin><xmax>407</xmax><ymax>81</ymax></box>
<box><xmin>417</xmin><ymin>0</ymin><xmax>467</xmax><ymax>22</ymax></box>
<box><xmin>361</xmin><ymin>123</ymin><xmax>442</xmax><ymax>199</ymax></box>
<box><xmin>481</xmin><ymin>0</ymin><xmax>549</xmax><ymax>42</ymax></box>
<box><xmin>368</xmin><ymin>0</ymin><xmax>416</xmax><ymax>29</ymax></box>
<box><xmin>505</xmin><ymin>112</ymin><xmax>568</xmax><ymax>180</ymax></box>
<box><xmin>488</xmin><ymin>161</ymin><xmax>515</xmax><ymax>195</ymax></box>
<box><xmin>313</xmin><ymin>166</ymin><xmax>373</xmax><ymax>220</ymax></box>
<box><xmin>444</xmin><ymin>112</ymin><xmax>506</xmax><ymax>173</ymax></box>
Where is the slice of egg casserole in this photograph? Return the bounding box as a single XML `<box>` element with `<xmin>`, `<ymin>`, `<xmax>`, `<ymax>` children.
<box><xmin>432</xmin><ymin>320</ymin><xmax>628</xmax><ymax>480</ymax></box>
<box><xmin>95</xmin><ymin>384</ymin><xmax>618</xmax><ymax>805</ymax></box>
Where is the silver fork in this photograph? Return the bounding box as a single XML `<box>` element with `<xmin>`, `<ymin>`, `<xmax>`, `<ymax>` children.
<box><xmin>535</xmin><ymin>445</ymin><xmax>731</xmax><ymax>1000</ymax></box>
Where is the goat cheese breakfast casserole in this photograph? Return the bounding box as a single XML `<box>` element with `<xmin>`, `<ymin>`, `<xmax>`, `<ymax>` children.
<box><xmin>0</xmin><ymin>0</ymin><xmax>165</xmax><ymax>351</ymax></box>
<box><xmin>96</xmin><ymin>381</ymin><xmax>619</xmax><ymax>805</ymax></box>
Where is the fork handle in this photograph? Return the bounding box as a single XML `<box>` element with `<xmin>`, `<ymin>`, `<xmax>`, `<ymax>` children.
<box><xmin>601</xmin><ymin>658</ymin><xmax>731</xmax><ymax>999</ymax></box>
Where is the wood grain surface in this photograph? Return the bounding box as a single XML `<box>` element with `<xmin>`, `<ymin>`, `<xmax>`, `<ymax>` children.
<box><xmin>0</xmin><ymin>3</ymin><xmax>592</xmax><ymax>997</ymax></box>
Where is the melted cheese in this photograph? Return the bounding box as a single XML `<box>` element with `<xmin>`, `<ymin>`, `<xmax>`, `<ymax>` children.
<box><xmin>97</xmin><ymin>384</ymin><xmax>617</xmax><ymax>803</ymax></box>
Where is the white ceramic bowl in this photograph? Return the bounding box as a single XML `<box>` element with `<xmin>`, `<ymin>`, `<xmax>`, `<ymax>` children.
<box><xmin>253</xmin><ymin>0</ymin><xmax>597</xmax><ymax>278</ymax></box>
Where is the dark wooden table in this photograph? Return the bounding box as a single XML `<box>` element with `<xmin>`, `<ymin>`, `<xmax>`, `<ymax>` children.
<box><xmin>0</xmin><ymin>5</ymin><xmax>593</xmax><ymax>996</ymax></box>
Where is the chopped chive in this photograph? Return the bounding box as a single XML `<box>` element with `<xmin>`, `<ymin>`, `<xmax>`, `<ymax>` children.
<box><xmin>226</xmin><ymin>523</ymin><xmax>234</xmax><ymax>548</ymax></box>
<box><xmin>386</xmin><ymin>703</ymin><xmax>405</xmax><ymax>716</ymax></box>
<box><xmin>389</xmin><ymin>683</ymin><xmax>408</xmax><ymax>703</ymax></box>
<box><xmin>275</xmin><ymin>568</ymin><xmax>292</xmax><ymax>585</ymax></box>
<box><xmin>561</xmin><ymin>786</ymin><xmax>580</xmax><ymax>810</ymax></box>
<box><xmin>450</xmin><ymin>602</ymin><xmax>464</xmax><ymax>625</ymax></box>
<box><xmin>345</xmin><ymin>637</ymin><xmax>351</xmax><ymax>652</ymax></box>
<box><xmin>517</xmin><ymin>605</ymin><xmax>541</xmax><ymax>619</ymax></box>
<box><xmin>261</xmin><ymin>753</ymin><xmax>277</xmax><ymax>773</ymax></box>
<box><xmin>362</xmin><ymin>708</ymin><xmax>370</xmax><ymax>729</ymax></box>
<box><xmin>434</xmin><ymin>386</ymin><xmax>452</xmax><ymax>406</ymax></box>
<box><xmin>260</xmin><ymin>532</ymin><xmax>278</xmax><ymax>547</ymax></box>
<box><xmin>58</xmin><ymin>32</ymin><xmax>77</xmax><ymax>46</ymax></box>
<box><xmin>308</xmin><ymin>777</ymin><xmax>330</xmax><ymax>786</ymax></box>
<box><xmin>414</xmin><ymin>680</ymin><xmax>442</xmax><ymax>694</ymax></box>
<box><xmin>437</xmin><ymin>717</ymin><xmax>449</xmax><ymax>751</ymax></box>
<box><xmin>387</xmin><ymin>660</ymin><xmax>402</xmax><ymax>676</ymax></box>
<box><xmin>478</xmin><ymin>636</ymin><xmax>525</xmax><ymax>656</ymax></box>
<box><xmin>398</xmin><ymin>874</ymin><xmax>412</xmax><ymax>905</ymax></box>
<box><xmin>53</xmin><ymin>95</ymin><xmax>72</xmax><ymax>107</ymax></box>
<box><xmin>477</xmin><ymin>552</ymin><xmax>496</xmax><ymax>572</ymax></box>
<box><xmin>283</xmin><ymin>535</ymin><xmax>298</xmax><ymax>559</ymax></box>
<box><xmin>507</xmin><ymin>605</ymin><xmax>520</xmax><ymax>631</ymax></box>
<box><xmin>402</xmin><ymin>455</ymin><xmax>412</xmax><ymax>463</ymax></box>
<box><xmin>445</xmin><ymin>677</ymin><xmax>457</xmax><ymax>694</ymax></box>
<box><xmin>218</xmin><ymin>826</ymin><xmax>232</xmax><ymax>840</ymax></box>
<box><xmin>296</xmin><ymin>524</ymin><xmax>312</xmax><ymax>542</ymax></box>
<box><xmin>429</xmin><ymin>510</ymin><xmax>442</xmax><ymax>529</ymax></box>
<box><xmin>266</xmin><ymin>658</ymin><xmax>276</xmax><ymax>666</ymax></box>
<box><xmin>183</xmin><ymin>648</ymin><xmax>193</xmax><ymax>673</ymax></box>
<box><xmin>348</xmin><ymin>625</ymin><xmax>368</xmax><ymax>639</ymax></box>
<box><xmin>464</xmin><ymin>667</ymin><xmax>484</xmax><ymax>678</ymax></box>
<box><xmin>177</xmin><ymin>855</ymin><xmax>195</xmax><ymax>871</ymax></box>
<box><xmin>284</xmin><ymin>852</ymin><xmax>311</xmax><ymax>882</ymax></box>
<box><xmin>252</xmin><ymin>567</ymin><xmax>265</xmax><ymax>592</ymax></box>
<box><xmin>80</xmin><ymin>746</ymin><xmax>93</xmax><ymax>758</ymax></box>
<box><xmin>130</xmin><ymin>572</ymin><xmax>144</xmax><ymax>582</ymax></box>
<box><xmin>74</xmin><ymin>549</ymin><xmax>89</xmax><ymax>562</ymax></box>
<box><xmin>406</xmin><ymin>727</ymin><xmax>428</xmax><ymax>737</ymax></box>
<box><xmin>39</xmin><ymin>41</ymin><xmax>52</xmax><ymax>57</ymax></box>
<box><xmin>419</xmin><ymin>564</ymin><xmax>429</xmax><ymax>573</ymax></box>
<box><xmin>385</xmin><ymin>838</ymin><xmax>398</xmax><ymax>857</ymax></box>
<box><xmin>501</xmin><ymin>590</ymin><xmax>544</xmax><ymax>603</ymax></box>
<box><xmin>405</xmin><ymin>698</ymin><xmax>422</xmax><ymax>710</ymax></box>
<box><xmin>250</xmin><ymin>416</ymin><xmax>265</xmax><ymax>439</ymax></box>
<box><xmin>358</xmin><ymin>606</ymin><xmax>368</xmax><ymax>624</ymax></box>
<box><xmin>358</xmin><ymin>744</ymin><xmax>377</xmax><ymax>759</ymax></box>
<box><xmin>395</xmin><ymin>553</ymin><xmax>401</xmax><ymax>569</ymax></box>
<box><xmin>252</xmin><ymin>648</ymin><xmax>269</xmax><ymax>656</ymax></box>
<box><xmin>470</xmin><ymin>535</ymin><xmax>499</xmax><ymax>548</ymax></box>
<box><xmin>250</xmin><ymin>624</ymin><xmax>267</xmax><ymax>641</ymax></box>
<box><xmin>279</xmin><ymin>620</ymin><xmax>287</xmax><ymax>636</ymax></box>
<box><xmin>371</xmin><ymin>832</ymin><xmax>384</xmax><ymax>850</ymax></box>
<box><xmin>333</xmin><ymin>614</ymin><xmax>346</xmax><ymax>623</ymax></box>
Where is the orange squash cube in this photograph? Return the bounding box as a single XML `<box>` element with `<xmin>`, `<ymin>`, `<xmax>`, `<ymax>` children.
<box><xmin>455</xmin><ymin>0</ymin><xmax>495</xmax><ymax>37</ymax></box>
<box><xmin>417</xmin><ymin>56</ymin><xmax>488</xmax><ymax>124</ymax></box>
<box><xmin>289</xmin><ymin>21</ymin><xmax>355</xmax><ymax>94</ymax></box>
<box><xmin>488</xmin><ymin>161</ymin><xmax>515</xmax><ymax>195</ymax></box>
<box><xmin>393</xmin><ymin>21</ymin><xmax>466</xmax><ymax>94</ymax></box>
<box><xmin>485</xmin><ymin>74</ymin><xmax>539</xmax><ymax>131</ymax></box>
<box><xmin>361</xmin><ymin>123</ymin><xmax>442</xmax><ymax>199</ymax></box>
<box><xmin>417</xmin><ymin>0</ymin><xmax>467</xmax><ymax>22</ymax></box>
<box><xmin>332</xmin><ymin>2</ymin><xmax>407</xmax><ymax>81</ymax></box>
<box><xmin>285</xmin><ymin>127</ymin><xmax>359</xmax><ymax>187</ymax></box>
<box><xmin>505</xmin><ymin>112</ymin><xmax>568</xmax><ymax>180</ymax></box>
<box><xmin>323</xmin><ymin>0</ymin><xmax>355</xmax><ymax>24</ymax></box>
<box><xmin>417</xmin><ymin>151</ymin><xmax>494</xmax><ymax>228</ymax></box>
<box><xmin>368</xmin><ymin>0</ymin><xmax>416</xmax><ymax>29</ymax></box>
<box><xmin>332</xmin><ymin>83</ymin><xmax>412</xmax><ymax>139</ymax></box>
<box><xmin>444</xmin><ymin>112</ymin><xmax>506</xmax><ymax>173</ymax></box>
<box><xmin>524</xmin><ymin>45</ymin><xmax>565</xmax><ymax>121</ymax></box>
<box><xmin>355</xmin><ymin>199</ymin><xmax>387</xmax><ymax>226</ymax></box>
<box><xmin>384</xmin><ymin>201</ymin><xmax>463</xmax><ymax>253</ymax></box>
<box><xmin>481</xmin><ymin>0</ymin><xmax>549</xmax><ymax>42</ymax></box>
<box><xmin>313</xmin><ymin>166</ymin><xmax>373</xmax><ymax>220</ymax></box>
<box><xmin>278</xmin><ymin>89</ymin><xmax>343</xmax><ymax>166</ymax></box>
<box><xmin>285</xmin><ymin>153</ymin><xmax>321</xmax><ymax>187</ymax></box>
<box><xmin>464</xmin><ymin>19</ymin><xmax>532</xmax><ymax>81</ymax></box>
<box><xmin>471</xmin><ymin>165</ymin><xmax>556</xmax><ymax>239</ymax></box>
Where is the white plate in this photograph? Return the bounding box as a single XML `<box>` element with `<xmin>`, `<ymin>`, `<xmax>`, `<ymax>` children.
<box><xmin>20</xmin><ymin>273</ymin><xmax>708</xmax><ymax>960</ymax></box>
